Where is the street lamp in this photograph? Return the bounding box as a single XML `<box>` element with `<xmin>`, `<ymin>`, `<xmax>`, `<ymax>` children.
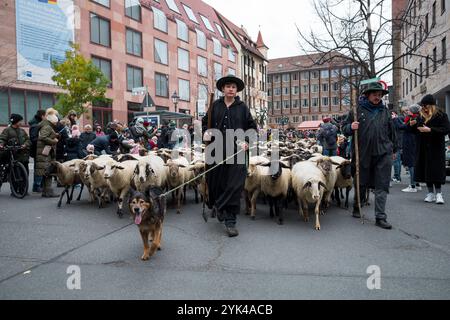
<box><xmin>171</xmin><ymin>91</ymin><xmax>180</xmax><ymax>113</ymax></box>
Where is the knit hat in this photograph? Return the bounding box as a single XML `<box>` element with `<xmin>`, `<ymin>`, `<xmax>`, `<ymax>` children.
<box><xmin>9</xmin><ymin>114</ymin><xmax>23</xmax><ymax>125</ymax></box>
<box><xmin>409</xmin><ymin>104</ymin><xmax>421</xmax><ymax>114</ymax></box>
<box><xmin>420</xmin><ymin>94</ymin><xmax>436</xmax><ymax>106</ymax></box>
<box><xmin>71</xmin><ymin>125</ymin><xmax>81</xmax><ymax>138</ymax></box>
<box><xmin>47</xmin><ymin>114</ymin><xmax>59</xmax><ymax>124</ymax></box>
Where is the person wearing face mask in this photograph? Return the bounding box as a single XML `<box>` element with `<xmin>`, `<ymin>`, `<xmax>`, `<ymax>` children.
<box><xmin>411</xmin><ymin>94</ymin><xmax>450</xmax><ymax>204</ymax></box>
<box><xmin>343</xmin><ymin>82</ymin><xmax>398</xmax><ymax>230</ymax></box>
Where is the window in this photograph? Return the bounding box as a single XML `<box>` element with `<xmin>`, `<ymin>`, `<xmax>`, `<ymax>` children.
<box><xmin>41</xmin><ymin>93</ymin><xmax>54</xmax><ymax>110</ymax></box>
<box><xmin>302</xmin><ymin>85</ymin><xmax>309</xmax><ymax>93</ymax></box>
<box><xmin>426</xmin><ymin>55</ymin><xmax>430</xmax><ymax>77</ymax></box>
<box><xmin>283</xmin><ymin>87</ymin><xmax>289</xmax><ymax>95</ymax></box>
<box><xmin>152</xmin><ymin>7</ymin><xmax>167</xmax><ymax>32</ymax></box>
<box><xmin>322</xmin><ymin>83</ymin><xmax>329</xmax><ymax>92</ymax></box>
<box><xmin>282</xmin><ymin>74</ymin><xmax>290</xmax><ymax>82</ymax></box>
<box><xmin>126</xmin><ymin>65</ymin><xmax>142</xmax><ymax>91</ymax></box>
<box><xmin>200</xmin><ymin>15</ymin><xmax>214</xmax><ymax>32</ymax></box>
<box><xmin>126</xmin><ymin>28</ymin><xmax>142</xmax><ymax>56</ymax></box>
<box><xmin>274</xmin><ymin>75</ymin><xmax>280</xmax><ymax>83</ymax></box>
<box><xmin>178</xmin><ymin>48</ymin><xmax>189</xmax><ymax>71</ymax></box>
<box><xmin>176</xmin><ymin>19</ymin><xmax>189</xmax><ymax>42</ymax></box>
<box><xmin>292</xmin><ymin>86</ymin><xmax>299</xmax><ymax>95</ymax></box>
<box><xmin>228</xmin><ymin>48</ymin><xmax>236</xmax><ymax>62</ymax></box>
<box><xmin>322</xmin><ymin>97</ymin><xmax>329</xmax><ymax>106</ymax></box>
<box><xmin>165</xmin><ymin>0</ymin><xmax>180</xmax><ymax>13</ymax></box>
<box><xmin>301</xmin><ymin>72</ymin><xmax>309</xmax><ymax>80</ymax></box>
<box><xmin>179</xmin><ymin>79</ymin><xmax>190</xmax><ymax>101</ymax></box>
<box><xmin>182</xmin><ymin>4</ymin><xmax>199</xmax><ymax>23</ymax></box>
<box><xmin>292</xmin><ymin>73</ymin><xmax>299</xmax><ymax>81</ymax></box>
<box><xmin>198</xmin><ymin>84</ymin><xmax>208</xmax><ymax>101</ymax></box>
<box><xmin>10</xmin><ymin>90</ymin><xmax>25</xmax><ymax>120</ymax></box>
<box><xmin>432</xmin><ymin>2</ymin><xmax>436</xmax><ymax>27</ymax></box>
<box><xmin>268</xmin><ymin>75</ymin><xmax>272</xmax><ymax>83</ymax></box>
<box><xmin>312</xmin><ymin>84</ymin><xmax>319</xmax><ymax>93</ymax></box>
<box><xmin>214</xmin><ymin>62</ymin><xmax>222</xmax><ymax>80</ymax></box>
<box><xmin>268</xmin><ymin>89</ymin><xmax>272</xmax><ymax>97</ymax></box>
<box><xmin>425</xmin><ymin>14</ymin><xmax>429</xmax><ymax>34</ymax></box>
<box><xmin>410</xmin><ymin>73</ymin><xmax>413</xmax><ymax>91</ymax></box>
<box><xmin>433</xmin><ymin>47</ymin><xmax>437</xmax><ymax>71</ymax></box>
<box><xmin>442</xmin><ymin>0</ymin><xmax>446</xmax><ymax>14</ymax></box>
<box><xmin>154</xmin><ymin>39</ymin><xmax>168</xmax><ymax>65</ymax></box>
<box><xmin>127</xmin><ymin>102</ymin><xmax>141</xmax><ymax>125</ymax></box>
<box><xmin>155</xmin><ymin>73</ymin><xmax>168</xmax><ymax>97</ymax></box>
<box><xmin>283</xmin><ymin>100</ymin><xmax>290</xmax><ymax>109</ymax></box>
<box><xmin>332</xmin><ymin>96</ymin><xmax>339</xmax><ymax>106</ymax></box>
<box><xmin>91</xmin><ymin>56</ymin><xmax>112</xmax><ymax>87</ymax></box>
<box><xmin>302</xmin><ymin>99</ymin><xmax>309</xmax><ymax>107</ymax></box>
<box><xmin>414</xmin><ymin>69</ymin><xmax>418</xmax><ymax>87</ymax></box>
<box><xmin>312</xmin><ymin>98</ymin><xmax>319</xmax><ymax>107</ymax></box>
<box><xmin>403</xmin><ymin>81</ymin><xmax>405</xmax><ymax>98</ymax></box>
<box><xmin>228</xmin><ymin>68</ymin><xmax>236</xmax><ymax>76</ymax></box>
<box><xmin>93</xmin><ymin>99</ymin><xmax>112</xmax><ymax>129</ymax></box>
<box><xmin>320</xmin><ymin>70</ymin><xmax>329</xmax><ymax>78</ymax></box>
<box><xmin>215</xmin><ymin>23</ymin><xmax>226</xmax><ymax>38</ymax></box>
<box><xmin>274</xmin><ymin>88</ymin><xmax>281</xmax><ymax>96</ymax></box>
<box><xmin>292</xmin><ymin>100</ymin><xmax>299</xmax><ymax>108</ymax></box>
<box><xmin>442</xmin><ymin>37</ymin><xmax>447</xmax><ymax>64</ymax></box>
<box><xmin>406</xmin><ymin>78</ymin><xmax>409</xmax><ymax>94</ymax></box>
<box><xmin>90</xmin><ymin>13</ymin><xmax>110</xmax><ymax>47</ymax></box>
<box><xmin>213</xmin><ymin>37</ymin><xmax>222</xmax><ymax>56</ymax></box>
<box><xmin>91</xmin><ymin>0</ymin><xmax>110</xmax><ymax>7</ymax></box>
<box><xmin>196</xmin><ymin>29</ymin><xmax>206</xmax><ymax>50</ymax></box>
<box><xmin>197</xmin><ymin>56</ymin><xmax>207</xmax><ymax>77</ymax></box>
<box><xmin>333</xmin><ymin>82</ymin><xmax>339</xmax><ymax>91</ymax></box>
<box><xmin>125</xmin><ymin>0</ymin><xmax>141</xmax><ymax>21</ymax></box>
<box><xmin>311</xmin><ymin>71</ymin><xmax>319</xmax><ymax>79</ymax></box>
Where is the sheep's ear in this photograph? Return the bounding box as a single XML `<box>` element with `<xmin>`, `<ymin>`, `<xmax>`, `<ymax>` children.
<box><xmin>302</xmin><ymin>181</ymin><xmax>312</xmax><ymax>190</ymax></box>
<box><xmin>319</xmin><ymin>182</ymin><xmax>328</xmax><ymax>191</ymax></box>
<box><xmin>97</xmin><ymin>165</ymin><xmax>105</xmax><ymax>170</ymax></box>
<box><xmin>134</xmin><ymin>165</ymin><xmax>139</xmax><ymax>174</ymax></box>
<box><xmin>259</xmin><ymin>162</ymin><xmax>271</xmax><ymax>167</ymax></box>
<box><xmin>116</xmin><ymin>164</ymin><xmax>125</xmax><ymax>170</ymax></box>
<box><xmin>279</xmin><ymin>161</ymin><xmax>290</xmax><ymax>169</ymax></box>
<box><xmin>178</xmin><ymin>164</ymin><xmax>187</xmax><ymax>168</ymax></box>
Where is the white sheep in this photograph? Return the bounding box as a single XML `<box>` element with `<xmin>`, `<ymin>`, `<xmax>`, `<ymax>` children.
<box><xmin>308</xmin><ymin>156</ymin><xmax>339</xmax><ymax>213</ymax></box>
<box><xmin>165</xmin><ymin>157</ymin><xmax>190</xmax><ymax>214</ymax></box>
<box><xmin>291</xmin><ymin>161</ymin><xmax>328</xmax><ymax>230</ymax></box>
<box><xmin>133</xmin><ymin>154</ymin><xmax>167</xmax><ymax>192</ymax></box>
<box><xmin>244</xmin><ymin>156</ymin><xmax>269</xmax><ymax>220</ymax></box>
<box><xmin>82</xmin><ymin>156</ymin><xmax>111</xmax><ymax>208</ymax></box>
<box><xmin>329</xmin><ymin>156</ymin><xmax>353</xmax><ymax>208</ymax></box>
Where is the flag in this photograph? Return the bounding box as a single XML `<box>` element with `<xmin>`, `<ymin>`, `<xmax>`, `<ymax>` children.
<box><xmin>39</xmin><ymin>0</ymin><xmax>57</xmax><ymax>4</ymax></box>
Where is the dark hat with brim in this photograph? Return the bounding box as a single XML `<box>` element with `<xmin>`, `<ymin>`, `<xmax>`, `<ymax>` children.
<box><xmin>420</xmin><ymin>94</ymin><xmax>436</xmax><ymax>106</ymax></box>
<box><xmin>361</xmin><ymin>82</ymin><xmax>389</xmax><ymax>96</ymax></box>
<box><xmin>10</xmin><ymin>113</ymin><xmax>23</xmax><ymax>125</ymax></box>
<box><xmin>216</xmin><ymin>75</ymin><xmax>245</xmax><ymax>92</ymax></box>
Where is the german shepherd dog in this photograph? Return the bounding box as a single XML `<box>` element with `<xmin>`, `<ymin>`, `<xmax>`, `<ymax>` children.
<box><xmin>128</xmin><ymin>187</ymin><xmax>166</xmax><ymax>261</ymax></box>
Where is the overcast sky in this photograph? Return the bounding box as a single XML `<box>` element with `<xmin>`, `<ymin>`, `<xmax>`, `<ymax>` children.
<box><xmin>203</xmin><ymin>0</ymin><xmax>312</xmax><ymax>59</ymax></box>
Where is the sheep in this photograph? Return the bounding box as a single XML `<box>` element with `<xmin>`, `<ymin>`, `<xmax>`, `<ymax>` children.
<box><xmin>189</xmin><ymin>160</ymin><xmax>208</xmax><ymax>205</ymax></box>
<box><xmin>45</xmin><ymin>160</ymin><xmax>84</xmax><ymax>208</ymax></box>
<box><xmin>68</xmin><ymin>159</ymin><xmax>91</xmax><ymax>202</ymax></box>
<box><xmin>329</xmin><ymin>156</ymin><xmax>353</xmax><ymax>209</ymax></box>
<box><xmin>133</xmin><ymin>154</ymin><xmax>167</xmax><ymax>192</ymax></box>
<box><xmin>165</xmin><ymin>157</ymin><xmax>190</xmax><ymax>214</ymax></box>
<box><xmin>259</xmin><ymin>160</ymin><xmax>291</xmax><ymax>225</ymax></box>
<box><xmin>308</xmin><ymin>156</ymin><xmax>339</xmax><ymax>213</ymax></box>
<box><xmin>244</xmin><ymin>156</ymin><xmax>269</xmax><ymax>220</ymax></box>
<box><xmin>100</xmin><ymin>159</ymin><xmax>137</xmax><ymax>218</ymax></box>
<box><xmin>80</xmin><ymin>156</ymin><xmax>113</xmax><ymax>208</ymax></box>
<box><xmin>291</xmin><ymin>161</ymin><xmax>328</xmax><ymax>230</ymax></box>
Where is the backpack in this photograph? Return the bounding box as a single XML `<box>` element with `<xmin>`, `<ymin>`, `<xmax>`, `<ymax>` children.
<box><xmin>29</xmin><ymin>124</ymin><xmax>41</xmax><ymax>158</ymax></box>
<box><xmin>323</xmin><ymin>125</ymin><xmax>337</xmax><ymax>146</ymax></box>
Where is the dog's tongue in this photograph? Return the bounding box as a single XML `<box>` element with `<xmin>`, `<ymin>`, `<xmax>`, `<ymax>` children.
<box><xmin>134</xmin><ymin>214</ymin><xmax>142</xmax><ymax>225</ymax></box>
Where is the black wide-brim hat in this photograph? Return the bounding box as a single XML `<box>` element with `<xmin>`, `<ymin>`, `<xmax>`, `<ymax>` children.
<box><xmin>216</xmin><ymin>75</ymin><xmax>245</xmax><ymax>92</ymax></box>
<box><xmin>361</xmin><ymin>82</ymin><xmax>389</xmax><ymax>96</ymax></box>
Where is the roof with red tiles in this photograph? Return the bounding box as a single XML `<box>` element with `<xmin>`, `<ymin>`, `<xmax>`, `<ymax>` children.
<box><xmin>268</xmin><ymin>52</ymin><xmax>353</xmax><ymax>73</ymax></box>
<box><xmin>139</xmin><ymin>0</ymin><xmax>237</xmax><ymax>51</ymax></box>
<box><xmin>214</xmin><ymin>10</ymin><xmax>267</xmax><ymax>61</ymax></box>
<box><xmin>256</xmin><ymin>30</ymin><xmax>267</xmax><ymax>49</ymax></box>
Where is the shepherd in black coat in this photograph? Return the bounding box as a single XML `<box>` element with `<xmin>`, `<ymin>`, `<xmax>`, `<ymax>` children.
<box><xmin>202</xmin><ymin>75</ymin><xmax>257</xmax><ymax>237</ymax></box>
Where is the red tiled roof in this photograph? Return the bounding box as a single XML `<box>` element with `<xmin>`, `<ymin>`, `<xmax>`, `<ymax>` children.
<box><xmin>297</xmin><ymin>120</ymin><xmax>323</xmax><ymax>130</ymax></box>
<box><xmin>256</xmin><ymin>30</ymin><xmax>267</xmax><ymax>48</ymax></box>
<box><xmin>214</xmin><ymin>10</ymin><xmax>267</xmax><ymax>61</ymax></box>
<box><xmin>139</xmin><ymin>0</ymin><xmax>237</xmax><ymax>50</ymax></box>
<box><xmin>268</xmin><ymin>52</ymin><xmax>352</xmax><ymax>73</ymax></box>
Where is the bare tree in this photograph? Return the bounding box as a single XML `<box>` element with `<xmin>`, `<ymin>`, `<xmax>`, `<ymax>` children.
<box><xmin>296</xmin><ymin>0</ymin><xmax>449</xmax><ymax>95</ymax></box>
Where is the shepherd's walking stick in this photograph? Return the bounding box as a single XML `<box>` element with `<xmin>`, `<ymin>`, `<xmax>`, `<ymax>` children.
<box><xmin>352</xmin><ymin>105</ymin><xmax>365</xmax><ymax>224</ymax></box>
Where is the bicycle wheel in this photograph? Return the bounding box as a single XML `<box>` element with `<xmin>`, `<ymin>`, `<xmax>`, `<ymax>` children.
<box><xmin>9</xmin><ymin>161</ymin><xmax>28</xmax><ymax>199</ymax></box>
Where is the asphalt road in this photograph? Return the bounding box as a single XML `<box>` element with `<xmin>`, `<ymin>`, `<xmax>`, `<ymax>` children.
<box><xmin>0</xmin><ymin>167</ymin><xmax>449</xmax><ymax>300</ymax></box>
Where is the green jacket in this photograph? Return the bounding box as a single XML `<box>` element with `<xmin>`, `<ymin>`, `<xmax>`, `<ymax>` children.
<box><xmin>35</xmin><ymin>119</ymin><xmax>58</xmax><ymax>176</ymax></box>
<box><xmin>0</xmin><ymin>126</ymin><xmax>31</xmax><ymax>163</ymax></box>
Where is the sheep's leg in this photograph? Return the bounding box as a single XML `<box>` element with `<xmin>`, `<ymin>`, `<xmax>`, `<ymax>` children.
<box><xmin>117</xmin><ymin>189</ymin><xmax>127</xmax><ymax>218</ymax></box>
<box><xmin>77</xmin><ymin>183</ymin><xmax>84</xmax><ymax>201</ymax></box>
<box><xmin>244</xmin><ymin>190</ymin><xmax>251</xmax><ymax>215</ymax></box>
<box><xmin>345</xmin><ymin>186</ymin><xmax>351</xmax><ymax>209</ymax></box>
<box><xmin>57</xmin><ymin>187</ymin><xmax>69</xmax><ymax>208</ymax></box>
<box><xmin>302</xmin><ymin>200</ymin><xmax>309</xmax><ymax>222</ymax></box>
<box><xmin>250</xmin><ymin>190</ymin><xmax>259</xmax><ymax>220</ymax></box>
<box><xmin>314</xmin><ymin>200</ymin><xmax>321</xmax><ymax>231</ymax></box>
<box><xmin>140</xmin><ymin>229</ymin><xmax>150</xmax><ymax>261</ymax></box>
<box><xmin>334</xmin><ymin>188</ymin><xmax>342</xmax><ymax>208</ymax></box>
<box><xmin>268</xmin><ymin>197</ymin><xmax>274</xmax><ymax>218</ymax></box>
<box><xmin>193</xmin><ymin>184</ymin><xmax>199</xmax><ymax>204</ymax></box>
<box><xmin>183</xmin><ymin>185</ymin><xmax>187</xmax><ymax>204</ymax></box>
<box><xmin>176</xmin><ymin>189</ymin><xmax>182</xmax><ymax>214</ymax></box>
<box><xmin>276</xmin><ymin>196</ymin><xmax>284</xmax><ymax>225</ymax></box>
<box><xmin>340</xmin><ymin>188</ymin><xmax>344</xmax><ymax>200</ymax></box>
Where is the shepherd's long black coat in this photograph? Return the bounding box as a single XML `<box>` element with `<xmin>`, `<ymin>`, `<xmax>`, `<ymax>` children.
<box><xmin>413</xmin><ymin>111</ymin><xmax>450</xmax><ymax>184</ymax></box>
<box><xmin>202</xmin><ymin>97</ymin><xmax>257</xmax><ymax>212</ymax></box>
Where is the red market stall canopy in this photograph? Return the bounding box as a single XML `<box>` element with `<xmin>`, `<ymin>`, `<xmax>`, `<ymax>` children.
<box><xmin>297</xmin><ymin>121</ymin><xmax>323</xmax><ymax>131</ymax></box>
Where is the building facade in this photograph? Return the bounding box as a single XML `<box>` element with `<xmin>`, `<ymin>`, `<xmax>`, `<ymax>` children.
<box><xmin>267</xmin><ymin>53</ymin><xmax>357</xmax><ymax>128</ymax></box>
<box><xmin>216</xmin><ymin>11</ymin><xmax>269</xmax><ymax>125</ymax></box>
<box><xmin>393</xmin><ymin>0</ymin><xmax>450</xmax><ymax>114</ymax></box>
<box><xmin>0</xmin><ymin>0</ymin><xmax>245</xmax><ymax>130</ymax></box>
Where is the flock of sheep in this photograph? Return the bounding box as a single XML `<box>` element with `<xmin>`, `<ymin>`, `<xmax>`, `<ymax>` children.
<box><xmin>45</xmin><ymin>137</ymin><xmax>353</xmax><ymax>231</ymax></box>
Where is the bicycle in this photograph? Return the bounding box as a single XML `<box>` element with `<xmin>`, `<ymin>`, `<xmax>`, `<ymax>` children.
<box><xmin>0</xmin><ymin>145</ymin><xmax>29</xmax><ymax>198</ymax></box>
